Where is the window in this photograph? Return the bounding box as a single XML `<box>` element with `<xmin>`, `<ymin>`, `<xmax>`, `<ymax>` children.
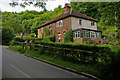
<box><xmin>73</xmin><ymin>32</ymin><xmax>75</xmax><ymax>38</ymax></box>
<box><xmin>91</xmin><ymin>21</ymin><xmax>95</xmax><ymax>26</ymax></box>
<box><xmin>97</xmin><ymin>32</ymin><xmax>100</xmax><ymax>38</ymax></box>
<box><xmin>81</xmin><ymin>31</ymin><xmax>83</xmax><ymax>37</ymax></box>
<box><xmin>86</xmin><ymin>31</ymin><xmax>90</xmax><ymax>37</ymax></box>
<box><xmin>90</xmin><ymin>31</ymin><xmax>95</xmax><ymax>38</ymax></box>
<box><xmin>57</xmin><ymin>20</ymin><xmax>62</xmax><ymax>27</ymax></box>
<box><xmin>79</xmin><ymin>19</ymin><xmax>82</xmax><ymax>25</ymax></box>
<box><xmin>83</xmin><ymin>30</ymin><xmax>86</xmax><ymax>37</ymax></box>
<box><xmin>74</xmin><ymin>31</ymin><xmax>81</xmax><ymax>38</ymax></box>
<box><xmin>92</xmin><ymin>32</ymin><xmax>95</xmax><ymax>38</ymax></box>
<box><xmin>75</xmin><ymin>32</ymin><xmax>78</xmax><ymax>38</ymax></box>
<box><xmin>58</xmin><ymin>33</ymin><xmax>61</xmax><ymax>42</ymax></box>
<box><xmin>78</xmin><ymin>31</ymin><xmax>80</xmax><ymax>37</ymax></box>
<box><xmin>49</xmin><ymin>25</ymin><xmax>51</xmax><ymax>30</ymax></box>
<box><xmin>63</xmin><ymin>31</ymin><xmax>66</xmax><ymax>35</ymax></box>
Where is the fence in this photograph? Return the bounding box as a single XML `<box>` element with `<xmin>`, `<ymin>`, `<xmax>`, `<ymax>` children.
<box><xmin>12</xmin><ymin>41</ymin><xmax>111</xmax><ymax>64</ymax></box>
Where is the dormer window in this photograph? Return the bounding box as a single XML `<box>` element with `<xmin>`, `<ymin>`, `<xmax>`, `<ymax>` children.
<box><xmin>91</xmin><ymin>21</ymin><xmax>95</xmax><ymax>26</ymax></box>
<box><xmin>79</xmin><ymin>19</ymin><xmax>82</xmax><ymax>25</ymax></box>
<box><xmin>57</xmin><ymin>20</ymin><xmax>62</xmax><ymax>27</ymax></box>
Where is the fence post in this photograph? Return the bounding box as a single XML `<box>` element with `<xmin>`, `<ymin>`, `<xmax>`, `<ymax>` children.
<box><xmin>30</xmin><ymin>40</ymin><xmax>34</xmax><ymax>50</ymax></box>
<box><xmin>24</xmin><ymin>41</ymin><xmax>28</xmax><ymax>51</ymax></box>
<box><xmin>23</xmin><ymin>42</ymin><xmax>24</xmax><ymax>49</ymax></box>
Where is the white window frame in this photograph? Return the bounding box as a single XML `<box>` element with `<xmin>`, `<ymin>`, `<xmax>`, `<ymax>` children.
<box><xmin>91</xmin><ymin>21</ymin><xmax>95</xmax><ymax>26</ymax></box>
<box><xmin>78</xmin><ymin>31</ymin><xmax>80</xmax><ymax>38</ymax></box>
<box><xmin>49</xmin><ymin>25</ymin><xmax>51</xmax><ymax>30</ymax></box>
<box><xmin>83</xmin><ymin>30</ymin><xmax>86</xmax><ymax>37</ymax></box>
<box><xmin>57</xmin><ymin>20</ymin><xmax>62</xmax><ymax>27</ymax></box>
<box><xmin>86</xmin><ymin>31</ymin><xmax>90</xmax><ymax>38</ymax></box>
<box><xmin>58</xmin><ymin>33</ymin><xmax>61</xmax><ymax>40</ymax></box>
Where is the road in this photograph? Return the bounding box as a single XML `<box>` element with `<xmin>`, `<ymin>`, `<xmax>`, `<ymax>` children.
<box><xmin>2</xmin><ymin>46</ymin><xmax>92</xmax><ymax>80</ymax></box>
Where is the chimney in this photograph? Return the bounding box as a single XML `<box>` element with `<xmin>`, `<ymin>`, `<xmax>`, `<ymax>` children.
<box><xmin>64</xmin><ymin>3</ymin><xmax>71</xmax><ymax>12</ymax></box>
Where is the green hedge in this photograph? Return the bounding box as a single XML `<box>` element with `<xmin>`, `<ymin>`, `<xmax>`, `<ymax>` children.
<box><xmin>13</xmin><ymin>37</ymin><xmax>43</xmax><ymax>42</ymax></box>
<box><xmin>32</xmin><ymin>41</ymin><xmax>111</xmax><ymax>64</ymax></box>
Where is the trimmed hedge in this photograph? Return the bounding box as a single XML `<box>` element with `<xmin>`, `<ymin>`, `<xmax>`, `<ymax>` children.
<box><xmin>13</xmin><ymin>37</ymin><xmax>43</xmax><ymax>42</ymax></box>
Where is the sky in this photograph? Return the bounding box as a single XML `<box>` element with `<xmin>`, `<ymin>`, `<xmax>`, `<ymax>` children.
<box><xmin>0</xmin><ymin>0</ymin><xmax>70</xmax><ymax>13</ymax></box>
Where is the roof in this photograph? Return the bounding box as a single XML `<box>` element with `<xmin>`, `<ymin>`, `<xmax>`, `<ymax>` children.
<box><xmin>37</xmin><ymin>10</ymin><xmax>99</xmax><ymax>29</ymax></box>
<box><xmin>72</xmin><ymin>28</ymin><xmax>102</xmax><ymax>33</ymax></box>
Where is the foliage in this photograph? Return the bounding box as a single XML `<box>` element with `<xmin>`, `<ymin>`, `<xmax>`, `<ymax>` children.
<box><xmin>64</xmin><ymin>29</ymin><xmax>73</xmax><ymax>42</ymax></box>
<box><xmin>44</xmin><ymin>27</ymin><xmax>50</xmax><ymax>36</ymax></box>
<box><xmin>2</xmin><ymin>27</ymin><xmax>15</xmax><ymax>45</ymax></box>
<box><xmin>9</xmin><ymin>1</ymin><xmax>47</xmax><ymax>12</ymax></box>
<box><xmin>29</xmin><ymin>33</ymin><xmax>35</xmax><ymax>37</ymax></box>
<box><xmin>2</xmin><ymin>5</ymin><xmax>63</xmax><ymax>38</ymax></box>
<box><xmin>13</xmin><ymin>37</ymin><xmax>43</xmax><ymax>42</ymax></box>
<box><xmin>117</xmin><ymin>30</ymin><xmax>120</xmax><ymax>39</ymax></box>
<box><xmin>97</xmin><ymin>49</ymin><xmax>120</xmax><ymax>80</ymax></box>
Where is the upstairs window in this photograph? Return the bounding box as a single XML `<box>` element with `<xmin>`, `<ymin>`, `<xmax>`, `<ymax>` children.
<box><xmin>58</xmin><ymin>33</ymin><xmax>61</xmax><ymax>42</ymax></box>
<box><xmin>57</xmin><ymin>20</ymin><xmax>62</xmax><ymax>27</ymax></box>
<box><xmin>91</xmin><ymin>21</ymin><xmax>95</xmax><ymax>26</ymax></box>
<box><xmin>79</xmin><ymin>19</ymin><xmax>82</xmax><ymax>25</ymax></box>
<box><xmin>49</xmin><ymin>25</ymin><xmax>51</xmax><ymax>30</ymax></box>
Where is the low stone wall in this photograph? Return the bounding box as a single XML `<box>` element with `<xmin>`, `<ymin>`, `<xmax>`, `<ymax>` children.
<box><xmin>73</xmin><ymin>38</ymin><xmax>83</xmax><ymax>44</ymax></box>
<box><xmin>74</xmin><ymin>37</ymin><xmax>103</xmax><ymax>45</ymax></box>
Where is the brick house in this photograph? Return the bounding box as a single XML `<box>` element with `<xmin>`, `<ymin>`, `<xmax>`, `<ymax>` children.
<box><xmin>37</xmin><ymin>3</ymin><xmax>102</xmax><ymax>43</ymax></box>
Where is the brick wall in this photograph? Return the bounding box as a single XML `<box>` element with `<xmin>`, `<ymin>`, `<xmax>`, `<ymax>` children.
<box><xmin>38</xmin><ymin>17</ymin><xmax>71</xmax><ymax>42</ymax></box>
<box><xmin>55</xmin><ymin>17</ymin><xmax>71</xmax><ymax>42</ymax></box>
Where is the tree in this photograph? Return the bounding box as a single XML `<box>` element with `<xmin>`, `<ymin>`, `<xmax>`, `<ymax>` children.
<box><xmin>9</xmin><ymin>0</ymin><xmax>47</xmax><ymax>12</ymax></box>
<box><xmin>4</xmin><ymin>17</ymin><xmax>23</xmax><ymax>33</ymax></box>
<box><xmin>64</xmin><ymin>29</ymin><xmax>73</xmax><ymax>43</ymax></box>
<box><xmin>2</xmin><ymin>28</ymin><xmax>15</xmax><ymax>45</ymax></box>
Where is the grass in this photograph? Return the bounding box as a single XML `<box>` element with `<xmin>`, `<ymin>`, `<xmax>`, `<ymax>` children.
<box><xmin>9</xmin><ymin>45</ymin><xmax>100</xmax><ymax>78</ymax></box>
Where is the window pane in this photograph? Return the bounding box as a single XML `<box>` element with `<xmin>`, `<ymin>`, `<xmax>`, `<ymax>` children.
<box><xmin>49</xmin><ymin>25</ymin><xmax>51</xmax><ymax>30</ymax></box>
<box><xmin>79</xmin><ymin>19</ymin><xmax>81</xmax><ymax>25</ymax></box>
<box><xmin>81</xmin><ymin>32</ymin><xmax>83</xmax><ymax>37</ymax></box>
<box><xmin>76</xmin><ymin>32</ymin><xmax>77</xmax><ymax>37</ymax></box>
<box><xmin>73</xmin><ymin>32</ymin><xmax>75</xmax><ymax>38</ymax></box>
<box><xmin>84</xmin><ymin>31</ymin><xmax>86</xmax><ymax>37</ymax></box>
<box><xmin>78</xmin><ymin>32</ymin><xmax>80</xmax><ymax>37</ymax></box>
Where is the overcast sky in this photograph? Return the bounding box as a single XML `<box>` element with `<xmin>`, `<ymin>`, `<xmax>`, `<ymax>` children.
<box><xmin>0</xmin><ymin>0</ymin><xmax>70</xmax><ymax>12</ymax></box>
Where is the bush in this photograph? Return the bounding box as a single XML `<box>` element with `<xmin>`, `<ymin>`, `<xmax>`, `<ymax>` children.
<box><xmin>97</xmin><ymin>49</ymin><xmax>120</xmax><ymax>80</ymax></box>
<box><xmin>64</xmin><ymin>29</ymin><xmax>73</xmax><ymax>42</ymax></box>
<box><xmin>29</xmin><ymin>33</ymin><xmax>35</xmax><ymax>37</ymax></box>
<box><xmin>2</xmin><ymin>27</ymin><xmax>15</xmax><ymax>45</ymax></box>
<box><xmin>13</xmin><ymin>37</ymin><xmax>43</xmax><ymax>42</ymax></box>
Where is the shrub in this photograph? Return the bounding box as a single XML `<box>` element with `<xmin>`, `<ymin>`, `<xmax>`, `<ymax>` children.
<box><xmin>64</xmin><ymin>29</ymin><xmax>73</xmax><ymax>42</ymax></box>
<box><xmin>44</xmin><ymin>28</ymin><xmax>50</xmax><ymax>36</ymax></box>
<box><xmin>2</xmin><ymin>27</ymin><xmax>15</xmax><ymax>45</ymax></box>
<box><xmin>48</xmin><ymin>33</ymin><xmax>55</xmax><ymax>42</ymax></box>
<box><xmin>29</xmin><ymin>33</ymin><xmax>35</xmax><ymax>37</ymax></box>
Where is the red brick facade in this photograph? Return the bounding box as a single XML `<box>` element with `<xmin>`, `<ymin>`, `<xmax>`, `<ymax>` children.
<box><xmin>55</xmin><ymin>17</ymin><xmax>71</xmax><ymax>42</ymax></box>
<box><xmin>38</xmin><ymin>17</ymin><xmax>71</xmax><ymax>42</ymax></box>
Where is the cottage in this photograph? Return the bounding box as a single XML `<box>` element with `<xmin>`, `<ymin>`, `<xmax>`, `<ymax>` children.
<box><xmin>37</xmin><ymin>3</ymin><xmax>102</xmax><ymax>43</ymax></box>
